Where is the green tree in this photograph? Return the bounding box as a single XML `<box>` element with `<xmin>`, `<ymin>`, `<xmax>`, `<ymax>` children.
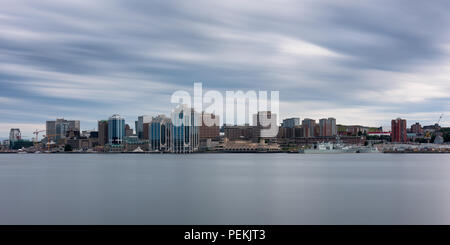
<box><xmin>64</xmin><ymin>144</ymin><xmax>73</xmax><ymax>152</ymax></box>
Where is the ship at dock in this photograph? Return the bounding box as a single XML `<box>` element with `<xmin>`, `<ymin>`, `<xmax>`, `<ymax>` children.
<box><xmin>299</xmin><ymin>141</ymin><xmax>357</xmax><ymax>154</ymax></box>
<box><xmin>299</xmin><ymin>136</ymin><xmax>380</xmax><ymax>154</ymax></box>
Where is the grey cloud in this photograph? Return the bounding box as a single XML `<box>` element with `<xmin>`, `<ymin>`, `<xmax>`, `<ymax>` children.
<box><xmin>1</xmin><ymin>0</ymin><xmax>450</xmax><ymax>137</ymax></box>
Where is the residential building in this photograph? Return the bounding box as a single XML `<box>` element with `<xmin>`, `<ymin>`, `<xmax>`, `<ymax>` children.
<box><xmin>302</xmin><ymin>118</ymin><xmax>316</xmax><ymax>138</ymax></box>
<box><xmin>319</xmin><ymin>118</ymin><xmax>337</xmax><ymax>137</ymax></box>
<box><xmin>391</xmin><ymin>118</ymin><xmax>407</xmax><ymax>142</ymax></box>
<box><xmin>282</xmin><ymin>118</ymin><xmax>300</xmax><ymax>128</ymax></box>
<box><xmin>411</xmin><ymin>122</ymin><xmax>423</xmax><ymax>134</ymax></box>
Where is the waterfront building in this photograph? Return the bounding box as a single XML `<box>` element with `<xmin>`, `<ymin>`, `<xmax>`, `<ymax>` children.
<box><xmin>9</xmin><ymin>128</ymin><xmax>21</xmax><ymax>142</ymax></box>
<box><xmin>222</xmin><ymin>139</ymin><xmax>281</xmax><ymax>152</ymax></box>
<box><xmin>199</xmin><ymin>112</ymin><xmax>220</xmax><ymax>139</ymax></box>
<box><xmin>319</xmin><ymin>118</ymin><xmax>337</xmax><ymax>137</ymax></box>
<box><xmin>337</xmin><ymin>125</ymin><xmax>369</xmax><ymax>136</ymax></box>
<box><xmin>277</xmin><ymin>124</ymin><xmax>304</xmax><ymax>139</ymax></box>
<box><xmin>124</xmin><ymin>136</ymin><xmax>149</xmax><ymax>152</ymax></box>
<box><xmin>282</xmin><ymin>118</ymin><xmax>300</xmax><ymax>128</ymax></box>
<box><xmin>391</xmin><ymin>118</ymin><xmax>407</xmax><ymax>143</ymax></box>
<box><xmin>171</xmin><ymin>105</ymin><xmax>200</xmax><ymax>153</ymax></box>
<box><xmin>98</xmin><ymin>120</ymin><xmax>108</xmax><ymax>146</ymax></box>
<box><xmin>302</xmin><ymin>118</ymin><xmax>316</xmax><ymax>138</ymax></box>
<box><xmin>149</xmin><ymin>115</ymin><xmax>173</xmax><ymax>152</ymax></box>
<box><xmin>46</xmin><ymin>119</ymin><xmax>80</xmax><ymax>141</ymax></box>
<box><xmin>136</xmin><ymin>115</ymin><xmax>152</xmax><ymax>139</ymax></box>
<box><xmin>224</xmin><ymin>125</ymin><xmax>255</xmax><ymax>141</ymax></box>
<box><xmin>108</xmin><ymin>114</ymin><xmax>125</xmax><ymax>145</ymax></box>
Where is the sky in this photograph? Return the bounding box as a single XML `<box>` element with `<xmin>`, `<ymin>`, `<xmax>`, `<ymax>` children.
<box><xmin>1</xmin><ymin>0</ymin><xmax>450</xmax><ymax>139</ymax></box>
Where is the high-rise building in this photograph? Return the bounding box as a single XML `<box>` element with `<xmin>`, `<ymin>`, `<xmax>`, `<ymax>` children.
<box><xmin>199</xmin><ymin>112</ymin><xmax>220</xmax><ymax>139</ymax></box>
<box><xmin>149</xmin><ymin>115</ymin><xmax>173</xmax><ymax>152</ymax></box>
<box><xmin>302</xmin><ymin>118</ymin><xmax>316</xmax><ymax>138</ymax></box>
<box><xmin>319</xmin><ymin>118</ymin><xmax>328</xmax><ymax>136</ymax></box>
<box><xmin>9</xmin><ymin>128</ymin><xmax>21</xmax><ymax>142</ymax></box>
<box><xmin>282</xmin><ymin>118</ymin><xmax>300</xmax><ymax>128</ymax></box>
<box><xmin>171</xmin><ymin>105</ymin><xmax>200</xmax><ymax>153</ymax></box>
<box><xmin>328</xmin><ymin>118</ymin><xmax>337</xmax><ymax>136</ymax></box>
<box><xmin>391</xmin><ymin>118</ymin><xmax>407</xmax><ymax>142</ymax></box>
<box><xmin>108</xmin><ymin>114</ymin><xmax>125</xmax><ymax>145</ymax></box>
<box><xmin>411</xmin><ymin>122</ymin><xmax>423</xmax><ymax>134</ymax></box>
<box><xmin>143</xmin><ymin>122</ymin><xmax>150</xmax><ymax>140</ymax></box>
<box><xmin>46</xmin><ymin>119</ymin><xmax>80</xmax><ymax>141</ymax></box>
<box><xmin>136</xmin><ymin>115</ymin><xmax>152</xmax><ymax>139</ymax></box>
<box><xmin>319</xmin><ymin>118</ymin><xmax>337</xmax><ymax>136</ymax></box>
<box><xmin>98</xmin><ymin>120</ymin><xmax>108</xmax><ymax>146</ymax></box>
<box><xmin>125</xmin><ymin>124</ymin><xmax>134</xmax><ymax>137</ymax></box>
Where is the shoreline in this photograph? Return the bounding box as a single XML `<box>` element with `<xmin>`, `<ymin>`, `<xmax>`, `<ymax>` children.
<box><xmin>1</xmin><ymin>151</ymin><xmax>450</xmax><ymax>154</ymax></box>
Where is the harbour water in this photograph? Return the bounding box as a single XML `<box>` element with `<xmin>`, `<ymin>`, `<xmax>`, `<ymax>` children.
<box><xmin>0</xmin><ymin>153</ymin><xmax>450</xmax><ymax>225</ymax></box>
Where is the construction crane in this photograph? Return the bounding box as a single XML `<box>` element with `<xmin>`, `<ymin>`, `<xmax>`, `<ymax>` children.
<box><xmin>425</xmin><ymin>114</ymin><xmax>444</xmax><ymax>143</ymax></box>
<box><xmin>43</xmin><ymin>134</ymin><xmax>59</xmax><ymax>152</ymax></box>
<box><xmin>33</xmin><ymin>129</ymin><xmax>45</xmax><ymax>143</ymax></box>
<box><xmin>437</xmin><ymin>114</ymin><xmax>444</xmax><ymax>126</ymax></box>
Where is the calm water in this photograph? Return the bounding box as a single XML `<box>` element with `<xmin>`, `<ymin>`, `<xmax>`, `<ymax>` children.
<box><xmin>0</xmin><ymin>153</ymin><xmax>450</xmax><ymax>225</ymax></box>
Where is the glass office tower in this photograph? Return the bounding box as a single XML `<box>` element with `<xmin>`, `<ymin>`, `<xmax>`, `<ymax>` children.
<box><xmin>108</xmin><ymin>114</ymin><xmax>125</xmax><ymax>145</ymax></box>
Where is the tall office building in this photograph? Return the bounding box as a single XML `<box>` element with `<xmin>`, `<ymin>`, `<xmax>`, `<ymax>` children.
<box><xmin>171</xmin><ymin>105</ymin><xmax>200</xmax><ymax>153</ymax></box>
<box><xmin>108</xmin><ymin>114</ymin><xmax>125</xmax><ymax>145</ymax></box>
<box><xmin>302</xmin><ymin>118</ymin><xmax>316</xmax><ymax>138</ymax></box>
<box><xmin>143</xmin><ymin>122</ymin><xmax>150</xmax><ymax>140</ymax></box>
<box><xmin>125</xmin><ymin>124</ymin><xmax>134</xmax><ymax>137</ymax></box>
<box><xmin>282</xmin><ymin>118</ymin><xmax>300</xmax><ymax>128</ymax></box>
<box><xmin>9</xmin><ymin>128</ymin><xmax>21</xmax><ymax>142</ymax></box>
<box><xmin>149</xmin><ymin>115</ymin><xmax>173</xmax><ymax>152</ymax></box>
<box><xmin>46</xmin><ymin>119</ymin><xmax>80</xmax><ymax>141</ymax></box>
<box><xmin>319</xmin><ymin>118</ymin><xmax>337</xmax><ymax>136</ymax></box>
<box><xmin>391</xmin><ymin>118</ymin><xmax>407</xmax><ymax>143</ymax></box>
<box><xmin>136</xmin><ymin>115</ymin><xmax>152</xmax><ymax>139</ymax></box>
<box><xmin>98</xmin><ymin>120</ymin><xmax>108</xmax><ymax>146</ymax></box>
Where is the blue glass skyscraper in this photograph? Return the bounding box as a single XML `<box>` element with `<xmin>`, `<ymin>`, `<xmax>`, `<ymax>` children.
<box><xmin>150</xmin><ymin>115</ymin><xmax>172</xmax><ymax>152</ymax></box>
<box><xmin>108</xmin><ymin>114</ymin><xmax>125</xmax><ymax>145</ymax></box>
<box><xmin>171</xmin><ymin>105</ymin><xmax>199</xmax><ymax>153</ymax></box>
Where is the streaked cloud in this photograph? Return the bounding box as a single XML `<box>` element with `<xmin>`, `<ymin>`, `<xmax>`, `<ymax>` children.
<box><xmin>1</xmin><ymin>0</ymin><xmax>450</xmax><ymax>139</ymax></box>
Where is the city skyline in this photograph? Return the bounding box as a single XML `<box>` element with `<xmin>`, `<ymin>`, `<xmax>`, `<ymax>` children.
<box><xmin>0</xmin><ymin>111</ymin><xmax>442</xmax><ymax>141</ymax></box>
<box><xmin>1</xmin><ymin>0</ymin><xmax>450</xmax><ymax>138</ymax></box>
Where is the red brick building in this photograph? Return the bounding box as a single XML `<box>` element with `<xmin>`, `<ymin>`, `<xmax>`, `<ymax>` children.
<box><xmin>391</xmin><ymin>118</ymin><xmax>407</xmax><ymax>142</ymax></box>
